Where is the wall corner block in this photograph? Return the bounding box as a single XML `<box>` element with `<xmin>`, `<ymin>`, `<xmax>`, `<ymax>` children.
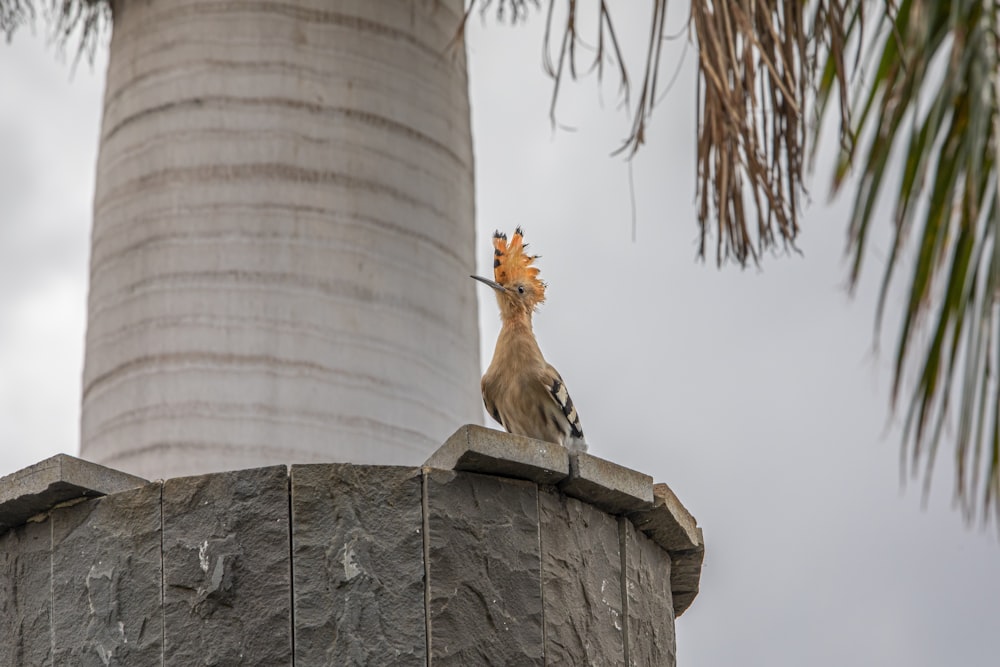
<box><xmin>0</xmin><ymin>454</ymin><xmax>148</xmax><ymax>533</ymax></box>
<box><xmin>629</xmin><ymin>483</ymin><xmax>705</xmax><ymax>617</ymax></box>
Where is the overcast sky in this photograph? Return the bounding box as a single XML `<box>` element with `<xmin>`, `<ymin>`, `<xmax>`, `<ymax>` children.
<box><xmin>2</xmin><ymin>4</ymin><xmax>998</xmax><ymax>666</ymax></box>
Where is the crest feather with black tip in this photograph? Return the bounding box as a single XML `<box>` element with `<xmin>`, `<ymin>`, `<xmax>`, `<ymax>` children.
<box><xmin>492</xmin><ymin>227</ymin><xmax>546</xmax><ymax>305</ymax></box>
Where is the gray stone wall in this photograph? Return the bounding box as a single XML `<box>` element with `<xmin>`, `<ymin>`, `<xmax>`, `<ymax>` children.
<box><xmin>0</xmin><ymin>426</ymin><xmax>703</xmax><ymax>666</ymax></box>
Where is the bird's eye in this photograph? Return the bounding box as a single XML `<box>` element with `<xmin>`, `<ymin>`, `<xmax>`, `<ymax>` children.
<box><xmin>517</xmin><ymin>285</ymin><xmax>525</xmax><ymax>294</ymax></box>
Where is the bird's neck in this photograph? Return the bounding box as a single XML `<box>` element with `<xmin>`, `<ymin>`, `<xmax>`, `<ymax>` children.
<box><xmin>499</xmin><ymin>312</ymin><xmax>534</xmax><ymax>336</ymax></box>
<box><xmin>494</xmin><ymin>313</ymin><xmax>543</xmax><ymax>367</ymax></box>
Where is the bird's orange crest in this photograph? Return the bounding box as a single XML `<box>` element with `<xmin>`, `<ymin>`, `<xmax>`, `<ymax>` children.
<box><xmin>493</xmin><ymin>227</ymin><xmax>546</xmax><ymax>302</ymax></box>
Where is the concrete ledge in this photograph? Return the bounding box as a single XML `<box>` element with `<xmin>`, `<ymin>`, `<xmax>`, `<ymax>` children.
<box><xmin>0</xmin><ymin>454</ymin><xmax>147</xmax><ymax>533</ymax></box>
<box><xmin>629</xmin><ymin>483</ymin><xmax>701</xmax><ymax>552</ymax></box>
<box><xmin>559</xmin><ymin>452</ymin><xmax>654</xmax><ymax>515</ymax></box>
<box><xmin>425</xmin><ymin>424</ymin><xmax>569</xmax><ymax>485</ymax></box>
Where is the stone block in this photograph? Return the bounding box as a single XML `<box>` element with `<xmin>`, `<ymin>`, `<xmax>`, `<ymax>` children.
<box><xmin>425</xmin><ymin>469</ymin><xmax>543</xmax><ymax>665</ymax></box>
<box><xmin>670</xmin><ymin>544</ymin><xmax>705</xmax><ymax>617</ymax></box>
<box><xmin>291</xmin><ymin>464</ymin><xmax>425</xmax><ymax>666</ymax></box>
<box><xmin>0</xmin><ymin>454</ymin><xmax>147</xmax><ymax>533</ymax></box>
<box><xmin>622</xmin><ymin>518</ymin><xmax>676</xmax><ymax>667</ymax></box>
<box><xmin>0</xmin><ymin>519</ymin><xmax>52</xmax><ymax>666</ymax></box>
<box><xmin>51</xmin><ymin>483</ymin><xmax>163</xmax><ymax>666</ymax></box>
<box><xmin>425</xmin><ymin>424</ymin><xmax>569</xmax><ymax>485</ymax></box>
<box><xmin>539</xmin><ymin>488</ymin><xmax>624</xmax><ymax>665</ymax></box>
<box><xmin>162</xmin><ymin>466</ymin><xmax>292</xmax><ymax>666</ymax></box>
<box><xmin>670</xmin><ymin>552</ymin><xmax>704</xmax><ymax>589</ymax></box>
<box><xmin>628</xmin><ymin>482</ymin><xmax>701</xmax><ymax>552</ymax></box>
<box><xmin>560</xmin><ymin>453</ymin><xmax>653</xmax><ymax>515</ymax></box>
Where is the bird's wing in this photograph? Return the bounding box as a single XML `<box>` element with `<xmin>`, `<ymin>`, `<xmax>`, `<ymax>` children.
<box><xmin>481</xmin><ymin>375</ymin><xmax>507</xmax><ymax>431</ymax></box>
<box><xmin>541</xmin><ymin>364</ymin><xmax>584</xmax><ymax>440</ymax></box>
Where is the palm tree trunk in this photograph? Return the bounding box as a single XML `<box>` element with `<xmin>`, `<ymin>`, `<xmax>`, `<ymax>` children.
<box><xmin>81</xmin><ymin>0</ymin><xmax>481</xmax><ymax>478</ymax></box>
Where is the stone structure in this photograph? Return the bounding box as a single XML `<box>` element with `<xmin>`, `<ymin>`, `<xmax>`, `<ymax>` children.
<box><xmin>0</xmin><ymin>425</ymin><xmax>704</xmax><ymax>665</ymax></box>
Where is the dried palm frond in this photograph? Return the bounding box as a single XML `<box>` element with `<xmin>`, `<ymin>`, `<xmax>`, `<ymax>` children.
<box><xmin>691</xmin><ymin>0</ymin><xmax>808</xmax><ymax>264</ymax></box>
<box><xmin>475</xmin><ymin>0</ymin><xmax>819</xmax><ymax>267</ymax></box>
<box><xmin>0</xmin><ymin>0</ymin><xmax>108</xmax><ymax>63</ymax></box>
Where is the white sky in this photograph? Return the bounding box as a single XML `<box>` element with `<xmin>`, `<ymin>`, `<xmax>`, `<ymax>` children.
<box><xmin>1</xmin><ymin>4</ymin><xmax>998</xmax><ymax>666</ymax></box>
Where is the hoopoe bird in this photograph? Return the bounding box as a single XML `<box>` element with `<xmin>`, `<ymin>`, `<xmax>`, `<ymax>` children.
<box><xmin>471</xmin><ymin>228</ymin><xmax>587</xmax><ymax>453</ymax></box>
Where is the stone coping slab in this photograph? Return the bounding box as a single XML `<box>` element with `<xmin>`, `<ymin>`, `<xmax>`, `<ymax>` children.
<box><xmin>425</xmin><ymin>424</ymin><xmax>569</xmax><ymax>485</ymax></box>
<box><xmin>426</xmin><ymin>428</ymin><xmax>699</xmax><ymax>556</ymax></box>
<box><xmin>559</xmin><ymin>451</ymin><xmax>654</xmax><ymax>515</ymax></box>
<box><xmin>0</xmin><ymin>454</ymin><xmax>148</xmax><ymax>533</ymax></box>
<box><xmin>629</xmin><ymin>483</ymin><xmax>702</xmax><ymax>552</ymax></box>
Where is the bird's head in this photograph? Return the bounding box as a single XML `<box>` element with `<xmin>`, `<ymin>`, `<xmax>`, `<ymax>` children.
<box><xmin>471</xmin><ymin>227</ymin><xmax>546</xmax><ymax>320</ymax></box>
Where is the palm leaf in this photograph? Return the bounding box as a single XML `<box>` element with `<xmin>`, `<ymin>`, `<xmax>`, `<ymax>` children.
<box><xmin>819</xmin><ymin>0</ymin><xmax>1000</xmax><ymax>526</ymax></box>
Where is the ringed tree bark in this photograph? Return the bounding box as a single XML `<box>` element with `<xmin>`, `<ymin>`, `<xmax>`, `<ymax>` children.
<box><xmin>82</xmin><ymin>0</ymin><xmax>482</xmax><ymax>478</ymax></box>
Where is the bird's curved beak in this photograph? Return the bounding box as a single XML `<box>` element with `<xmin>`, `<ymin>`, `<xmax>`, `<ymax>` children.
<box><xmin>470</xmin><ymin>275</ymin><xmax>506</xmax><ymax>292</ymax></box>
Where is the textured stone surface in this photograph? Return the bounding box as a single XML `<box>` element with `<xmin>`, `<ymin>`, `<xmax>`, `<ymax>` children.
<box><xmin>291</xmin><ymin>464</ymin><xmax>425</xmax><ymax>666</ymax></box>
<box><xmin>670</xmin><ymin>537</ymin><xmax>706</xmax><ymax>617</ymax></box>
<box><xmin>0</xmin><ymin>454</ymin><xmax>147</xmax><ymax>533</ymax></box>
<box><xmin>622</xmin><ymin>518</ymin><xmax>676</xmax><ymax>667</ymax></box>
<box><xmin>426</xmin><ymin>469</ymin><xmax>543</xmax><ymax>665</ymax></box>
<box><xmin>1</xmin><ymin>451</ymin><xmax>701</xmax><ymax>665</ymax></box>
<box><xmin>0</xmin><ymin>519</ymin><xmax>52</xmax><ymax>666</ymax></box>
<box><xmin>628</xmin><ymin>483</ymin><xmax>704</xmax><ymax>616</ymax></box>
<box><xmin>560</xmin><ymin>453</ymin><xmax>654</xmax><ymax>514</ymax></box>
<box><xmin>629</xmin><ymin>482</ymin><xmax>701</xmax><ymax>552</ymax></box>
<box><xmin>426</xmin><ymin>424</ymin><xmax>570</xmax><ymax>485</ymax></box>
<box><xmin>50</xmin><ymin>483</ymin><xmax>163</xmax><ymax>666</ymax></box>
<box><xmin>162</xmin><ymin>466</ymin><xmax>291</xmax><ymax>666</ymax></box>
<box><xmin>539</xmin><ymin>488</ymin><xmax>624</xmax><ymax>665</ymax></box>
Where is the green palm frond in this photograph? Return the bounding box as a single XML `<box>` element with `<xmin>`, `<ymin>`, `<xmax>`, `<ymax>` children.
<box><xmin>817</xmin><ymin>0</ymin><xmax>1000</xmax><ymax>525</ymax></box>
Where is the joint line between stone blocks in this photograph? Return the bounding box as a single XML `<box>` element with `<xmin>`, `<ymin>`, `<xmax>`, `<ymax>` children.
<box><xmin>421</xmin><ymin>469</ymin><xmax>431</xmax><ymax>665</ymax></box>
<box><xmin>619</xmin><ymin>517</ymin><xmax>630</xmax><ymax>667</ymax></box>
<box><xmin>536</xmin><ymin>485</ymin><xmax>546</xmax><ymax>664</ymax></box>
<box><xmin>159</xmin><ymin>483</ymin><xmax>165</xmax><ymax>665</ymax></box>
<box><xmin>49</xmin><ymin>512</ymin><xmax>54</xmax><ymax>662</ymax></box>
<box><xmin>286</xmin><ymin>469</ymin><xmax>296</xmax><ymax>666</ymax></box>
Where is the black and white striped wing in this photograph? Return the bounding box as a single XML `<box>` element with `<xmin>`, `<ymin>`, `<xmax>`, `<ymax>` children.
<box><xmin>543</xmin><ymin>365</ymin><xmax>585</xmax><ymax>444</ymax></box>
